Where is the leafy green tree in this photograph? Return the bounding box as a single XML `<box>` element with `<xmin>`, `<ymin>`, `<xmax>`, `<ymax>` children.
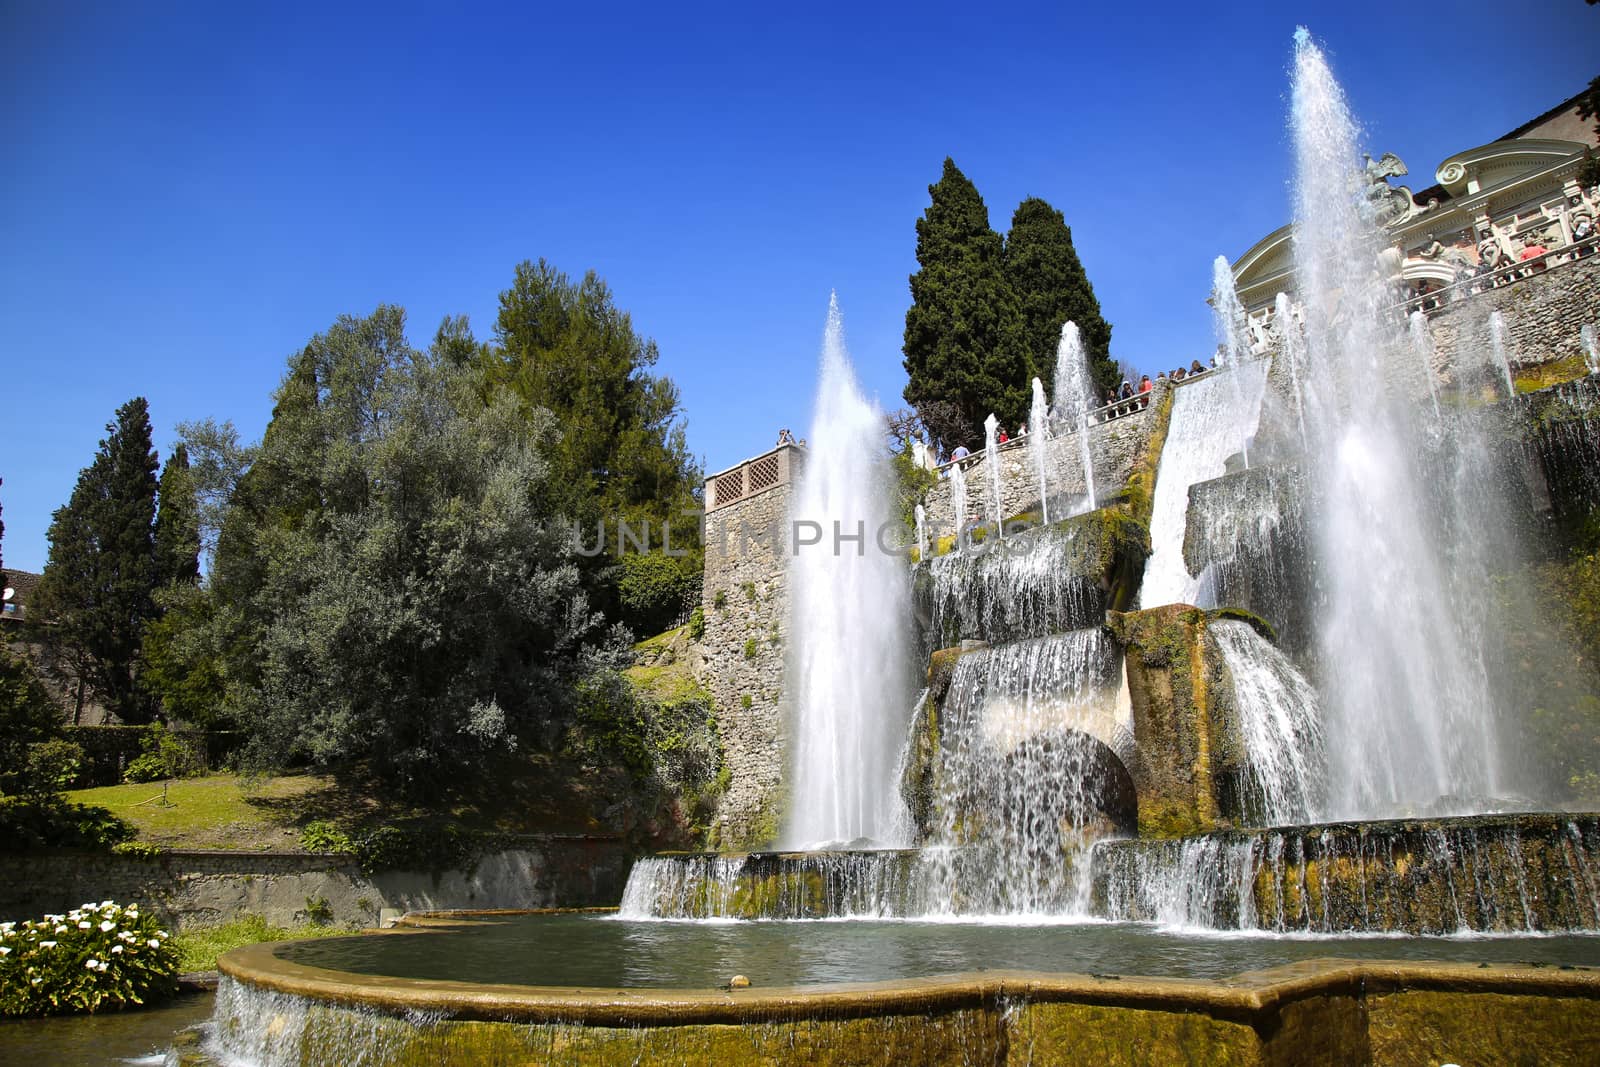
<box><xmin>1004</xmin><ymin>197</ymin><xmax>1118</xmax><ymax>398</ymax></box>
<box><xmin>486</xmin><ymin>260</ymin><xmax>703</xmax><ymax>636</ymax></box>
<box><xmin>903</xmin><ymin>159</ymin><xmax>1033</xmax><ymax>450</ymax></box>
<box><xmin>153</xmin><ymin>444</ymin><xmax>200</xmax><ymax>588</ymax></box>
<box><xmin>172</xmin><ymin>418</ymin><xmax>255</xmax><ymax>567</ymax></box>
<box><xmin>33</xmin><ymin>399</ymin><xmax>160</xmax><ymax>723</ymax></box>
<box><xmin>220</xmin><ymin>307</ymin><xmax>615</xmax><ymax>798</ymax></box>
<box><xmin>0</xmin><ymin>644</ymin><xmax>62</xmax><ymax>795</ymax></box>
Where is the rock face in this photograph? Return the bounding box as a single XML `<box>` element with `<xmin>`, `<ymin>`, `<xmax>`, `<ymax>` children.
<box><xmin>1108</xmin><ymin>606</ymin><xmax>1231</xmax><ymax>839</ymax></box>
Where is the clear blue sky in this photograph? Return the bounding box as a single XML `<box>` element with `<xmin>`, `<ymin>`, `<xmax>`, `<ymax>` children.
<box><xmin>2</xmin><ymin>2</ymin><xmax>1595</xmax><ymax>574</ymax></box>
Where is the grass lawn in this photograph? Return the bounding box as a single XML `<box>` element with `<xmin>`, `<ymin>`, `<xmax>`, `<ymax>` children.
<box><xmin>66</xmin><ymin>775</ymin><xmax>335</xmax><ymax>851</ymax></box>
<box><xmin>170</xmin><ymin>914</ymin><xmax>359</xmax><ymax>972</ymax></box>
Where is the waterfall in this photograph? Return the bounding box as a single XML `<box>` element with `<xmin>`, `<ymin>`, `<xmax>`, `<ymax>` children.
<box><xmin>1182</xmin><ymin>466</ymin><xmax>1309</xmax><ymax>650</ymax></box>
<box><xmin>1139</xmin><ymin>361</ymin><xmax>1270</xmax><ymax>608</ymax></box>
<box><xmin>1052</xmin><ymin>321</ymin><xmax>1097</xmax><ymax>513</ymax></box>
<box><xmin>1408</xmin><ymin>310</ymin><xmax>1442</xmax><ymax>421</ymax></box>
<box><xmin>785</xmin><ymin>293</ymin><xmax>914</xmax><ymax>848</ymax></box>
<box><xmin>1583</xmin><ymin>323</ymin><xmax>1598</xmax><ymax>375</ymax></box>
<box><xmin>1210</xmin><ymin>620</ymin><xmax>1324</xmax><ymax>826</ymax></box>
<box><xmin>983</xmin><ymin>413</ymin><xmax>1003</xmax><ymax>534</ymax></box>
<box><xmin>1488</xmin><ymin>310</ymin><xmax>1515</xmax><ymax>396</ymax></box>
<box><xmin>1029</xmin><ymin>378</ymin><xmax>1050</xmax><ymax>523</ymax></box>
<box><xmin>921</xmin><ymin>521</ymin><xmax>1111</xmax><ymax>647</ymax></box>
<box><xmin>930</xmin><ymin>630</ymin><xmax>1126</xmax><ymax>915</ymax></box>
<box><xmin>1275</xmin><ymin>293</ymin><xmax>1310</xmax><ymax>450</ymax></box>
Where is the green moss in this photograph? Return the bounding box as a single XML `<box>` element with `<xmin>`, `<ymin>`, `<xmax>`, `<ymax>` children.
<box><xmin>623</xmin><ymin>663</ymin><xmax>711</xmax><ymax>706</ymax></box>
<box><xmin>739</xmin><ymin>693</ymin><xmax>753</xmax><ymax>710</ymax></box>
<box><xmin>1513</xmin><ymin>353</ymin><xmax>1592</xmax><ymax>394</ymax></box>
<box><xmin>742</xmin><ymin>638</ymin><xmax>758</xmax><ymax>660</ymax></box>
<box><xmin>741</xmin><ymin>581</ymin><xmax>757</xmax><ymax>601</ymax></box>
<box><xmin>1207</xmin><ymin>607</ymin><xmax>1277</xmax><ymax>643</ymax></box>
<box><xmin>712</xmin><ymin>589</ymin><xmax>726</xmax><ymax>609</ymax></box>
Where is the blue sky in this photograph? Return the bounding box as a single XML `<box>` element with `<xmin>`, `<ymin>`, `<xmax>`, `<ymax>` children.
<box><xmin>2</xmin><ymin>1</ymin><xmax>1595</xmax><ymax>574</ymax></box>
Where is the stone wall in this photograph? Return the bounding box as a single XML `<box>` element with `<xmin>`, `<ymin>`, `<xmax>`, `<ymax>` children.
<box><xmin>0</xmin><ymin>837</ymin><xmax>630</xmax><ymax>929</ymax></box>
<box><xmin>1425</xmin><ymin>255</ymin><xmax>1600</xmax><ymax>382</ymax></box>
<box><xmin>921</xmin><ymin>384</ymin><xmax>1169</xmax><ymax>545</ymax></box>
<box><xmin>700</xmin><ymin>479</ymin><xmax>791</xmax><ymax>848</ymax></box>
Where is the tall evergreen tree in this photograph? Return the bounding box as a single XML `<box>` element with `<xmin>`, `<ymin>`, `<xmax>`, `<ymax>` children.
<box><xmin>154</xmin><ymin>443</ymin><xmax>201</xmax><ymax>587</ymax></box>
<box><xmin>33</xmin><ymin>398</ymin><xmax>160</xmax><ymax>722</ymax></box>
<box><xmin>488</xmin><ymin>260</ymin><xmax>702</xmax><ymax>635</ymax></box>
<box><xmin>1004</xmin><ymin>197</ymin><xmax>1118</xmax><ymax>398</ymax></box>
<box><xmin>903</xmin><ymin>159</ymin><xmax>1033</xmax><ymax>449</ymax></box>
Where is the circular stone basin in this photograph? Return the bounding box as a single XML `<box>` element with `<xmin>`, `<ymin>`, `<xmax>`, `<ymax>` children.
<box><xmin>277</xmin><ymin>912</ymin><xmax>1600</xmax><ymax>988</ymax></box>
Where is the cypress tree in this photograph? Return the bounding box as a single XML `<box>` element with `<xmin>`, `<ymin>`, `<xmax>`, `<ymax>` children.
<box><xmin>903</xmin><ymin>159</ymin><xmax>1032</xmax><ymax>449</ymax></box>
<box><xmin>1004</xmin><ymin>197</ymin><xmax>1117</xmax><ymax>398</ymax></box>
<box><xmin>154</xmin><ymin>443</ymin><xmax>201</xmax><ymax>587</ymax></box>
<box><xmin>34</xmin><ymin>398</ymin><xmax>160</xmax><ymax>722</ymax></box>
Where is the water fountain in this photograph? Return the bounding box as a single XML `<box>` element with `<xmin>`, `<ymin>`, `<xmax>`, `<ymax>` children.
<box><xmin>1489</xmin><ymin>309</ymin><xmax>1515</xmax><ymax>397</ymax></box>
<box><xmin>1584</xmin><ymin>322</ymin><xmax>1599</xmax><ymax>375</ymax></box>
<box><xmin>1052</xmin><ymin>321</ymin><xmax>1097</xmax><ymax>513</ymax></box>
<box><xmin>783</xmin><ymin>294</ymin><xmax>914</xmax><ymax>849</ymax></box>
<box><xmin>1028</xmin><ymin>377</ymin><xmax>1050</xmax><ymax>523</ymax></box>
<box><xmin>982</xmin><ymin>412</ymin><xmax>1002</xmax><ymax>534</ymax></box>
<box><xmin>204</xmin><ymin>29</ymin><xmax>1600</xmax><ymax>1067</ymax></box>
<box><xmin>1408</xmin><ymin>309</ymin><xmax>1441</xmax><ymax>421</ymax></box>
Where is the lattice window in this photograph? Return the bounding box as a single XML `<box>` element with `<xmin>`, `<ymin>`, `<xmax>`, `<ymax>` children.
<box><xmin>712</xmin><ymin>470</ymin><xmax>745</xmax><ymax>507</ymax></box>
<box><xmin>748</xmin><ymin>454</ymin><xmax>781</xmax><ymax>492</ymax></box>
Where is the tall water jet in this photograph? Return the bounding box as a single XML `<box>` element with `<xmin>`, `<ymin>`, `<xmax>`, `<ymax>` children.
<box><xmin>951</xmin><ymin>459</ymin><xmax>969</xmax><ymax>549</ymax></box>
<box><xmin>1584</xmin><ymin>323</ymin><xmax>1599</xmax><ymax>375</ymax></box>
<box><xmin>983</xmin><ymin>413</ymin><xmax>1003</xmax><ymax>534</ymax></box>
<box><xmin>1489</xmin><ymin>310</ymin><xmax>1515</xmax><ymax>396</ymax></box>
<box><xmin>786</xmin><ymin>294</ymin><xmax>914</xmax><ymax>848</ymax></box>
<box><xmin>1290</xmin><ymin>28</ymin><xmax>1500</xmax><ymax>818</ymax></box>
<box><xmin>1408</xmin><ymin>310</ymin><xmax>1442</xmax><ymax>421</ymax></box>
<box><xmin>1052</xmin><ymin>321</ymin><xmax>1098</xmax><ymax>513</ymax></box>
<box><xmin>914</xmin><ymin>502</ymin><xmax>929</xmax><ymax>562</ymax></box>
<box><xmin>1212</xmin><ymin>256</ymin><xmax>1255</xmax><ymax>468</ymax></box>
<box><xmin>1029</xmin><ymin>377</ymin><xmax>1051</xmax><ymax>523</ymax></box>
<box><xmin>1275</xmin><ymin>292</ymin><xmax>1310</xmax><ymax>450</ymax></box>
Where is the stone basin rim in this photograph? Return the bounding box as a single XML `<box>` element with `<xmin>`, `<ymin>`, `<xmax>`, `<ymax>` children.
<box><xmin>216</xmin><ymin>910</ymin><xmax>1600</xmax><ymax>1029</ymax></box>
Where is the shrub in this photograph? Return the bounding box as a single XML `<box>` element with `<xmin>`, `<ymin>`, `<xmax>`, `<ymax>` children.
<box><xmin>0</xmin><ymin>900</ymin><xmax>176</xmax><ymax>1016</ymax></box>
<box><xmin>299</xmin><ymin>820</ymin><xmax>355</xmax><ymax>855</ymax></box>
<box><xmin>617</xmin><ymin>552</ymin><xmax>701</xmax><ymax>637</ymax></box>
<box><xmin>687</xmin><ymin>605</ymin><xmax>705</xmax><ymax>640</ymax></box>
<box><xmin>0</xmin><ymin>796</ymin><xmax>131</xmax><ymax>853</ymax></box>
<box><xmin>742</xmin><ymin>638</ymin><xmax>758</xmax><ymax>660</ymax></box>
<box><xmin>123</xmin><ymin>725</ymin><xmax>205</xmax><ymax>784</ymax></box>
<box><xmin>22</xmin><ymin>740</ymin><xmax>85</xmax><ymax>798</ymax></box>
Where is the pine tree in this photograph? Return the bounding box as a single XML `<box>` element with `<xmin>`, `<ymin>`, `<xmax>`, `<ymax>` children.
<box><xmin>903</xmin><ymin>159</ymin><xmax>1033</xmax><ymax>449</ymax></box>
<box><xmin>1004</xmin><ymin>197</ymin><xmax>1118</xmax><ymax>398</ymax></box>
<box><xmin>154</xmin><ymin>443</ymin><xmax>201</xmax><ymax>587</ymax></box>
<box><xmin>34</xmin><ymin>398</ymin><xmax>160</xmax><ymax>722</ymax></box>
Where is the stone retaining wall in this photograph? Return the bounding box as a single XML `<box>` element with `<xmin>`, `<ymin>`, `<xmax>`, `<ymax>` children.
<box><xmin>0</xmin><ymin>838</ymin><xmax>630</xmax><ymax>929</ymax></box>
<box><xmin>921</xmin><ymin>384</ymin><xmax>1169</xmax><ymax>545</ymax></box>
<box><xmin>1425</xmin><ymin>254</ymin><xmax>1600</xmax><ymax>381</ymax></box>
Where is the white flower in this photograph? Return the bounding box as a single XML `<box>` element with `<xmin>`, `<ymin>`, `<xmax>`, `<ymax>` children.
<box><xmin>0</xmin><ymin>947</ymin><xmax>10</xmax><ymax>956</ymax></box>
<box><xmin>54</xmin><ymin>925</ymin><xmax>67</xmax><ymax>934</ymax></box>
<box><xmin>85</xmin><ymin>958</ymin><xmax>100</xmax><ymax>969</ymax></box>
<box><xmin>39</xmin><ymin>941</ymin><xmax>57</xmax><ymax>949</ymax></box>
<box><xmin>147</xmin><ymin>939</ymin><xmax>160</xmax><ymax>949</ymax></box>
<box><xmin>99</xmin><ymin>901</ymin><xmax>114</xmax><ymax>910</ymax></box>
<box><xmin>111</xmin><ymin>944</ymin><xmax>124</xmax><ymax>954</ymax></box>
<box><xmin>157</xmin><ymin>931</ymin><xmax>168</xmax><ymax>939</ymax></box>
<box><xmin>78</xmin><ymin>921</ymin><xmax>91</xmax><ymax>930</ymax></box>
<box><xmin>30</xmin><ymin>978</ymin><xmax>41</xmax><ymax>986</ymax></box>
<box><xmin>99</xmin><ymin>920</ymin><xmax>115</xmax><ymax>932</ymax></box>
<box><xmin>1</xmin><ymin>922</ymin><xmax>14</xmax><ymax>932</ymax></box>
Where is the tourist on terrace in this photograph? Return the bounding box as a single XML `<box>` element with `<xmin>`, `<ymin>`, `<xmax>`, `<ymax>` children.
<box><xmin>1572</xmin><ymin>213</ymin><xmax>1594</xmax><ymax>257</ymax></box>
<box><xmin>1016</xmin><ymin>422</ymin><xmax>1028</xmax><ymax>438</ymax></box>
<box><xmin>1137</xmin><ymin>375</ymin><xmax>1152</xmax><ymax>408</ymax></box>
<box><xmin>1190</xmin><ymin>359</ymin><xmax>1206</xmax><ymax>375</ymax></box>
<box><xmin>997</xmin><ymin>428</ymin><xmax>1009</xmax><ymax>445</ymax></box>
<box><xmin>951</xmin><ymin>444</ymin><xmax>970</xmax><ymax>463</ymax></box>
<box><xmin>1172</xmin><ymin>366</ymin><xmax>1187</xmax><ymax>382</ymax></box>
<box><xmin>777</xmin><ymin>427</ymin><xmax>795</xmax><ymax>445</ymax></box>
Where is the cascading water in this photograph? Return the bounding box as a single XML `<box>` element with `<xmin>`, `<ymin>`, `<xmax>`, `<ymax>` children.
<box><xmin>1052</xmin><ymin>321</ymin><xmax>1097</xmax><ymax>513</ymax></box>
<box><xmin>1488</xmin><ymin>310</ymin><xmax>1515</xmax><ymax>396</ymax></box>
<box><xmin>1029</xmin><ymin>378</ymin><xmax>1050</xmax><ymax>523</ymax></box>
<box><xmin>1583</xmin><ymin>323</ymin><xmax>1599</xmax><ymax>375</ymax></box>
<box><xmin>1139</xmin><ymin>360</ymin><xmax>1269</xmax><ymax>608</ymax></box>
<box><xmin>1408</xmin><ymin>310</ymin><xmax>1442</xmax><ymax>421</ymax></box>
<box><xmin>1290</xmin><ymin>28</ymin><xmax>1503</xmax><ymax>819</ymax></box>
<box><xmin>983</xmin><ymin>413</ymin><xmax>1003</xmax><ymax>533</ymax></box>
<box><xmin>929</xmin><ymin>629</ymin><xmax>1127</xmax><ymax>915</ymax></box>
<box><xmin>1210</xmin><ymin>620</ymin><xmax>1323</xmax><ymax>826</ymax></box>
<box><xmin>785</xmin><ymin>294</ymin><xmax>914</xmax><ymax>848</ymax></box>
<box><xmin>914</xmin><ymin>502</ymin><xmax>928</xmax><ymax>561</ymax></box>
